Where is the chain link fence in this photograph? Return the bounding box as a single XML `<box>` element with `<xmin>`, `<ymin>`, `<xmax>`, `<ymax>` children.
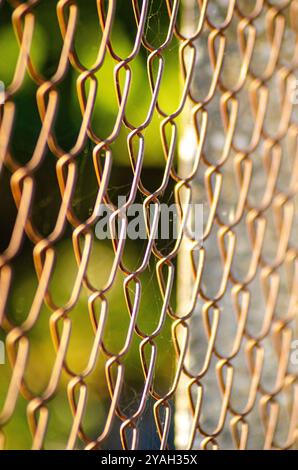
<box><xmin>0</xmin><ymin>0</ymin><xmax>297</xmax><ymax>450</ymax></box>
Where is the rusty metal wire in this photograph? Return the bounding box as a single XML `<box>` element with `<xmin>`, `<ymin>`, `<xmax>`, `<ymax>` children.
<box><xmin>0</xmin><ymin>0</ymin><xmax>297</xmax><ymax>450</ymax></box>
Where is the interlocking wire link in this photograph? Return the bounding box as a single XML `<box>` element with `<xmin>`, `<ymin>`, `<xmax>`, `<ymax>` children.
<box><xmin>0</xmin><ymin>0</ymin><xmax>297</xmax><ymax>450</ymax></box>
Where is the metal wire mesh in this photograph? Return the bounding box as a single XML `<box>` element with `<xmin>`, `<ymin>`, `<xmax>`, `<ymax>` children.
<box><xmin>0</xmin><ymin>0</ymin><xmax>297</xmax><ymax>450</ymax></box>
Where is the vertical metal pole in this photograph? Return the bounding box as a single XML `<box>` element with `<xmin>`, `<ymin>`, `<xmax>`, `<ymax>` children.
<box><xmin>175</xmin><ymin>0</ymin><xmax>197</xmax><ymax>450</ymax></box>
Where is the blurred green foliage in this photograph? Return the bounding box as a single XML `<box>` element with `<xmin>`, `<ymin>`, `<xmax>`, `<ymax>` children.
<box><xmin>0</xmin><ymin>1</ymin><xmax>179</xmax><ymax>449</ymax></box>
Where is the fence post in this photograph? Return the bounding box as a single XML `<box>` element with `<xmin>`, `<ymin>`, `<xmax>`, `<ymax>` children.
<box><xmin>175</xmin><ymin>0</ymin><xmax>197</xmax><ymax>450</ymax></box>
